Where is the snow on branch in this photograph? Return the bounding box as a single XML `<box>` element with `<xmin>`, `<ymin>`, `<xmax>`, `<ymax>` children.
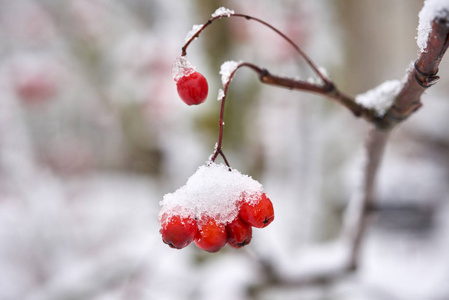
<box><xmin>219</xmin><ymin>60</ymin><xmax>240</xmax><ymax>86</ymax></box>
<box><xmin>185</xmin><ymin>24</ymin><xmax>203</xmax><ymax>42</ymax></box>
<box><xmin>417</xmin><ymin>0</ymin><xmax>449</xmax><ymax>53</ymax></box>
<box><xmin>355</xmin><ymin>80</ymin><xmax>402</xmax><ymax>117</ymax></box>
<box><xmin>211</xmin><ymin>7</ymin><xmax>235</xmax><ymax>18</ymax></box>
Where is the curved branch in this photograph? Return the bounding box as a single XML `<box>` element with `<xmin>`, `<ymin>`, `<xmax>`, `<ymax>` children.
<box><xmin>181</xmin><ymin>13</ymin><xmax>331</xmax><ymax>85</ymax></box>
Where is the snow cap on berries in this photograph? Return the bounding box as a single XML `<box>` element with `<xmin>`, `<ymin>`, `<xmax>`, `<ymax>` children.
<box><xmin>159</xmin><ymin>162</ymin><xmax>263</xmax><ymax>225</ymax></box>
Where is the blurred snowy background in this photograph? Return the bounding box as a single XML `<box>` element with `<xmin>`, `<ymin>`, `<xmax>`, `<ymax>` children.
<box><xmin>0</xmin><ymin>0</ymin><xmax>448</xmax><ymax>299</ymax></box>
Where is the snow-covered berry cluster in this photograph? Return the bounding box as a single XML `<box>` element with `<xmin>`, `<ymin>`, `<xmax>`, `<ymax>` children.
<box><xmin>158</xmin><ymin>163</ymin><xmax>274</xmax><ymax>253</ymax></box>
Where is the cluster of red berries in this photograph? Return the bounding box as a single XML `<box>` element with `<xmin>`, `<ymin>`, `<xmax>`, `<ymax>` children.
<box><xmin>175</xmin><ymin>70</ymin><xmax>208</xmax><ymax>106</ymax></box>
<box><xmin>159</xmin><ymin>193</ymin><xmax>274</xmax><ymax>252</ymax></box>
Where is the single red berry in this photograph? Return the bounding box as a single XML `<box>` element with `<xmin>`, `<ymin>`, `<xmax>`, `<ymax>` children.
<box><xmin>239</xmin><ymin>193</ymin><xmax>274</xmax><ymax>228</ymax></box>
<box><xmin>226</xmin><ymin>216</ymin><xmax>252</xmax><ymax>248</ymax></box>
<box><xmin>194</xmin><ymin>217</ymin><xmax>227</xmax><ymax>253</ymax></box>
<box><xmin>159</xmin><ymin>214</ymin><xmax>197</xmax><ymax>249</ymax></box>
<box><xmin>176</xmin><ymin>71</ymin><xmax>208</xmax><ymax>105</ymax></box>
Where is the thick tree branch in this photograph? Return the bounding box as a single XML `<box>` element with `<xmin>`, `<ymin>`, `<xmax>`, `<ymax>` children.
<box><xmin>379</xmin><ymin>12</ymin><xmax>449</xmax><ymax>129</ymax></box>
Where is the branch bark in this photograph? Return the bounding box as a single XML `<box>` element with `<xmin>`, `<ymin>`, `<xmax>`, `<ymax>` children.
<box><xmin>379</xmin><ymin>12</ymin><xmax>449</xmax><ymax>129</ymax></box>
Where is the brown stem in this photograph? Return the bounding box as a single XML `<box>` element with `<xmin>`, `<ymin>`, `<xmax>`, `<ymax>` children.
<box><xmin>210</xmin><ymin>62</ymin><xmax>242</xmax><ymax>166</ymax></box>
<box><xmin>235</xmin><ymin>62</ymin><xmax>375</xmax><ymax>119</ymax></box>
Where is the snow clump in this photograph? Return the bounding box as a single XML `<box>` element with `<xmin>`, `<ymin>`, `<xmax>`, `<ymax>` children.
<box><xmin>219</xmin><ymin>61</ymin><xmax>240</xmax><ymax>86</ymax></box>
<box><xmin>159</xmin><ymin>163</ymin><xmax>263</xmax><ymax>225</ymax></box>
<box><xmin>185</xmin><ymin>24</ymin><xmax>203</xmax><ymax>42</ymax></box>
<box><xmin>217</xmin><ymin>88</ymin><xmax>225</xmax><ymax>100</ymax></box>
<box><xmin>172</xmin><ymin>56</ymin><xmax>195</xmax><ymax>82</ymax></box>
<box><xmin>417</xmin><ymin>0</ymin><xmax>449</xmax><ymax>53</ymax></box>
<box><xmin>212</xmin><ymin>7</ymin><xmax>235</xmax><ymax>18</ymax></box>
<box><xmin>355</xmin><ymin>80</ymin><xmax>402</xmax><ymax>117</ymax></box>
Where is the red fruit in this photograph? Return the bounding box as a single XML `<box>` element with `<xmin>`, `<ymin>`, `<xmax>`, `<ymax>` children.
<box><xmin>239</xmin><ymin>193</ymin><xmax>274</xmax><ymax>228</ymax></box>
<box><xmin>194</xmin><ymin>217</ymin><xmax>227</xmax><ymax>253</ymax></box>
<box><xmin>176</xmin><ymin>71</ymin><xmax>208</xmax><ymax>105</ymax></box>
<box><xmin>226</xmin><ymin>217</ymin><xmax>252</xmax><ymax>248</ymax></box>
<box><xmin>159</xmin><ymin>214</ymin><xmax>197</xmax><ymax>249</ymax></box>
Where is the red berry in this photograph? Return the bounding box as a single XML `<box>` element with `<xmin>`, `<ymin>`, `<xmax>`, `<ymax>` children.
<box><xmin>226</xmin><ymin>217</ymin><xmax>252</xmax><ymax>248</ymax></box>
<box><xmin>239</xmin><ymin>193</ymin><xmax>274</xmax><ymax>228</ymax></box>
<box><xmin>176</xmin><ymin>71</ymin><xmax>208</xmax><ymax>105</ymax></box>
<box><xmin>159</xmin><ymin>214</ymin><xmax>197</xmax><ymax>249</ymax></box>
<box><xmin>194</xmin><ymin>217</ymin><xmax>227</xmax><ymax>253</ymax></box>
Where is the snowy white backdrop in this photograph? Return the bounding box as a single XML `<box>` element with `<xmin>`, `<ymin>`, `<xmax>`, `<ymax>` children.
<box><xmin>0</xmin><ymin>0</ymin><xmax>448</xmax><ymax>299</ymax></box>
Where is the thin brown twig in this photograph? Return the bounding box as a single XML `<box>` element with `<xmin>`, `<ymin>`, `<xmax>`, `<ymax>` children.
<box><xmin>238</xmin><ymin>62</ymin><xmax>376</xmax><ymax>119</ymax></box>
<box><xmin>182</xmin><ymin>13</ymin><xmax>331</xmax><ymax>85</ymax></box>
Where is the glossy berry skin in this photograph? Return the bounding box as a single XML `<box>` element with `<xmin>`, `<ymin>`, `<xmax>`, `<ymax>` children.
<box><xmin>194</xmin><ymin>217</ymin><xmax>227</xmax><ymax>253</ymax></box>
<box><xmin>159</xmin><ymin>214</ymin><xmax>197</xmax><ymax>249</ymax></box>
<box><xmin>226</xmin><ymin>216</ymin><xmax>252</xmax><ymax>248</ymax></box>
<box><xmin>239</xmin><ymin>193</ymin><xmax>274</xmax><ymax>228</ymax></box>
<box><xmin>176</xmin><ymin>71</ymin><xmax>208</xmax><ymax>105</ymax></box>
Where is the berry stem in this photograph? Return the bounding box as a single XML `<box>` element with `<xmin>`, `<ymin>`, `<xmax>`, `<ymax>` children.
<box><xmin>210</xmin><ymin>61</ymin><xmax>376</xmax><ymax>165</ymax></box>
<box><xmin>210</xmin><ymin>62</ymin><xmax>241</xmax><ymax>167</ymax></box>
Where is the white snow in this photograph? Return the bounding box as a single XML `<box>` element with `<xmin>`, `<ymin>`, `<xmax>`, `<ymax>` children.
<box><xmin>355</xmin><ymin>80</ymin><xmax>402</xmax><ymax>117</ymax></box>
<box><xmin>417</xmin><ymin>0</ymin><xmax>449</xmax><ymax>52</ymax></box>
<box><xmin>159</xmin><ymin>162</ymin><xmax>263</xmax><ymax>225</ymax></box>
<box><xmin>318</xmin><ymin>66</ymin><xmax>329</xmax><ymax>78</ymax></box>
<box><xmin>184</xmin><ymin>24</ymin><xmax>203</xmax><ymax>42</ymax></box>
<box><xmin>172</xmin><ymin>56</ymin><xmax>195</xmax><ymax>82</ymax></box>
<box><xmin>217</xmin><ymin>88</ymin><xmax>225</xmax><ymax>100</ymax></box>
<box><xmin>219</xmin><ymin>60</ymin><xmax>240</xmax><ymax>86</ymax></box>
<box><xmin>211</xmin><ymin>7</ymin><xmax>235</xmax><ymax>18</ymax></box>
